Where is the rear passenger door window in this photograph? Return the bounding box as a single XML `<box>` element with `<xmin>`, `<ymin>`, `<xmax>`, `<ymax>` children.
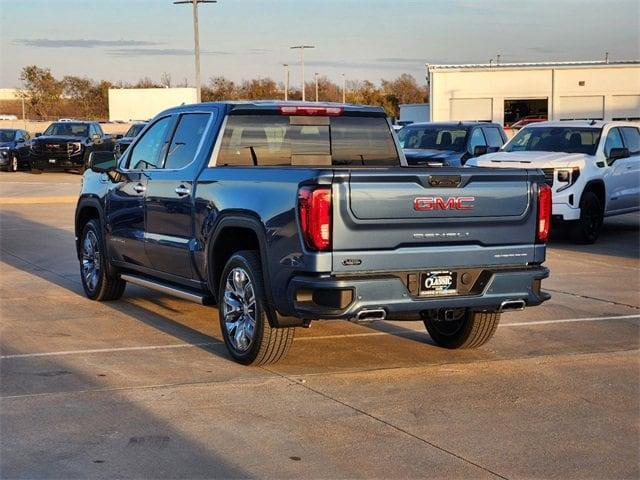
<box><xmin>127</xmin><ymin>116</ymin><xmax>173</xmax><ymax>170</ymax></box>
<box><xmin>163</xmin><ymin>113</ymin><xmax>210</xmax><ymax>170</ymax></box>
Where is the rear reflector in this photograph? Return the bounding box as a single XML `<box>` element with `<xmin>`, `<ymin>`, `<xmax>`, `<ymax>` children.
<box><xmin>537</xmin><ymin>184</ymin><xmax>552</xmax><ymax>242</ymax></box>
<box><xmin>280</xmin><ymin>106</ymin><xmax>343</xmax><ymax>116</ymax></box>
<box><xmin>298</xmin><ymin>186</ymin><xmax>332</xmax><ymax>251</ymax></box>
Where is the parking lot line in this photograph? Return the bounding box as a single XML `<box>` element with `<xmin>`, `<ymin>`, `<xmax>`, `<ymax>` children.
<box><xmin>1</xmin><ymin>314</ymin><xmax>638</xmax><ymax>360</ymax></box>
<box><xmin>0</xmin><ymin>196</ymin><xmax>77</xmax><ymax>205</ymax></box>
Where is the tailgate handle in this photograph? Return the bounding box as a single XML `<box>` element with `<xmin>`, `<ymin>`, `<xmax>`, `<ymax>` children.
<box><xmin>428</xmin><ymin>175</ymin><xmax>461</xmax><ymax>188</ymax></box>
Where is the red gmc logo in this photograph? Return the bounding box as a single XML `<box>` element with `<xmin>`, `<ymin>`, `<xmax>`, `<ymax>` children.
<box><xmin>414</xmin><ymin>196</ymin><xmax>475</xmax><ymax>211</ymax></box>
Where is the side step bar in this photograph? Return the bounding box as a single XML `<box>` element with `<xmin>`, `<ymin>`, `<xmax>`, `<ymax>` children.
<box><xmin>120</xmin><ymin>273</ymin><xmax>207</xmax><ymax>305</ymax></box>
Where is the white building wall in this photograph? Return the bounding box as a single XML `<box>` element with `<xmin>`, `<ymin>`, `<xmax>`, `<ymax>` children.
<box><xmin>108</xmin><ymin>88</ymin><xmax>198</xmax><ymax>122</ymax></box>
<box><xmin>429</xmin><ymin>64</ymin><xmax>640</xmax><ymax>124</ymax></box>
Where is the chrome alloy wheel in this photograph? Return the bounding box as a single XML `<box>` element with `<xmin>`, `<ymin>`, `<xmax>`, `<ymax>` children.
<box><xmin>81</xmin><ymin>230</ymin><xmax>101</xmax><ymax>292</ymax></box>
<box><xmin>11</xmin><ymin>156</ymin><xmax>18</xmax><ymax>172</ymax></box>
<box><xmin>222</xmin><ymin>267</ymin><xmax>257</xmax><ymax>352</ymax></box>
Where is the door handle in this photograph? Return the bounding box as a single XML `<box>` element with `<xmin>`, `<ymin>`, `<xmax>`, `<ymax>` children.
<box><xmin>175</xmin><ymin>185</ymin><xmax>191</xmax><ymax>196</ymax></box>
<box><xmin>133</xmin><ymin>183</ymin><xmax>146</xmax><ymax>194</ymax></box>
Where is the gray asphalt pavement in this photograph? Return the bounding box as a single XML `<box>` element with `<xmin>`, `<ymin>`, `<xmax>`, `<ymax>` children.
<box><xmin>1</xmin><ymin>172</ymin><xmax>639</xmax><ymax>479</ymax></box>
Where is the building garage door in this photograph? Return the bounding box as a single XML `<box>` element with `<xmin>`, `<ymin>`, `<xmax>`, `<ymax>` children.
<box><xmin>450</xmin><ymin>98</ymin><xmax>492</xmax><ymax>122</ymax></box>
<box><xmin>610</xmin><ymin>95</ymin><xmax>640</xmax><ymax>120</ymax></box>
<box><xmin>558</xmin><ymin>96</ymin><xmax>604</xmax><ymax>120</ymax></box>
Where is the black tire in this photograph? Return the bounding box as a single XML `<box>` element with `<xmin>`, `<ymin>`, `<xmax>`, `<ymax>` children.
<box><xmin>218</xmin><ymin>250</ymin><xmax>295</xmax><ymax>365</ymax></box>
<box><xmin>570</xmin><ymin>191</ymin><xmax>603</xmax><ymax>244</ymax></box>
<box><xmin>10</xmin><ymin>155</ymin><xmax>19</xmax><ymax>172</ymax></box>
<box><xmin>424</xmin><ymin>309</ymin><xmax>500</xmax><ymax>349</ymax></box>
<box><xmin>79</xmin><ymin>219</ymin><xmax>126</xmax><ymax>301</ymax></box>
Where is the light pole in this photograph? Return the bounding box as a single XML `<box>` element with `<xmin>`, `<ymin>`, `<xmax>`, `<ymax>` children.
<box><xmin>290</xmin><ymin>45</ymin><xmax>314</xmax><ymax>101</ymax></box>
<box><xmin>173</xmin><ymin>0</ymin><xmax>217</xmax><ymax>103</ymax></box>
<box><xmin>283</xmin><ymin>64</ymin><xmax>289</xmax><ymax>101</ymax></box>
<box><xmin>314</xmin><ymin>72</ymin><xmax>319</xmax><ymax>102</ymax></box>
<box><xmin>341</xmin><ymin>73</ymin><xmax>346</xmax><ymax>103</ymax></box>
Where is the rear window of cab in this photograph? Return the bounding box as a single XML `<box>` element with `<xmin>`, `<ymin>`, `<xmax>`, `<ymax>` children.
<box><xmin>216</xmin><ymin>114</ymin><xmax>399</xmax><ymax>167</ymax></box>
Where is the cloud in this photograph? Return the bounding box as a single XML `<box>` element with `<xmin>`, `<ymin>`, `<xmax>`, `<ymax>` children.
<box><xmin>14</xmin><ymin>38</ymin><xmax>159</xmax><ymax>48</ymax></box>
<box><xmin>376</xmin><ymin>57</ymin><xmax>428</xmax><ymax>64</ymax></box>
<box><xmin>107</xmin><ymin>48</ymin><xmax>232</xmax><ymax>56</ymax></box>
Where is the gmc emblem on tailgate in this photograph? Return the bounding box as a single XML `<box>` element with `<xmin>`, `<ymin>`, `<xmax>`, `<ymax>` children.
<box><xmin>413</xmin><ymin>196</ymin><xmax>475</xmax><ymax>211</ymax></box>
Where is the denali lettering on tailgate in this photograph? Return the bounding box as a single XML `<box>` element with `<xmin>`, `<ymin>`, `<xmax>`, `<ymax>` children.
<box><xmin>413</xmin><ymin>196</ymin><xmax>475</xmax><ymax>211</ymax></box>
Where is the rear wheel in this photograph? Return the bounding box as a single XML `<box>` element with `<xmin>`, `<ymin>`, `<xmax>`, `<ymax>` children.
<box><xmin>424</xmin><ymin>309</ymin><xmax>500</xmax><ymax>349</ymax></box>
<box><xmin>79</xmin><ymin>219</ymin><xmax>126</xmax><ymax>301</ymax></box>
<box><xmin>570</xmin><ymin>191</ymin><xmax>603</xmax><ymax>244</ymax></box>
<box><xmin>218</xmin><ymin>250</ymin><xmax>295</xmax><ymax>365</ymax></box>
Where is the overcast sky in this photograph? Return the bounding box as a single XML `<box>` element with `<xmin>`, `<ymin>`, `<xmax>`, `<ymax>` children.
<box><xmin>1</xmin><ymin>0</ymin><xmax>638</xmax><ymax>88</ymax></box>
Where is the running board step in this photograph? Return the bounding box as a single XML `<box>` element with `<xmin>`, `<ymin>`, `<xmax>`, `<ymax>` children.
<box><xmin>120</xmin><ymin>274</ymin><xmax>207</xmax><ymax>304</ymax></box>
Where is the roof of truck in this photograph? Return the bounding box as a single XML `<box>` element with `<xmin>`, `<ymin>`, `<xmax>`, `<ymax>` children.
<box><xmin>160</xmin><ymin>101</ymin><xmax>386</xmax><ymax>116</ymax></box>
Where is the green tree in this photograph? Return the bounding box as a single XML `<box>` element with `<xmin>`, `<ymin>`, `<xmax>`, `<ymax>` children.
<box><xmin>19</xmin><ymin>66</ymin><xmax>63</xmax><ymax>119</ymax></box>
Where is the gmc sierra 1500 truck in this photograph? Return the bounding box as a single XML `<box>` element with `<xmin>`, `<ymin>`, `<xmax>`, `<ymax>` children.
<box><xmin>76</xmin><ymin>101</ymin><xmax>551</xmax><ymax>365</ymax></box>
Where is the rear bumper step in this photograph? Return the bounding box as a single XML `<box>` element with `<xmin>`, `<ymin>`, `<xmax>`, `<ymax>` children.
<box><xmin>285</xmin><ymin>266</ymin><xmax>550</xmax><ymax>320</ymax></box>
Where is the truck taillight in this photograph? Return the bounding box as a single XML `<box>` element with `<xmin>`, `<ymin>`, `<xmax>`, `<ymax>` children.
<box><xmin>537</xmin><ymin>184</ymin><xmax>552</xmax><ymax>243</ymax></box>
<box><xmin>298</xmin><ymin>186</ymin><xmax>332</xmax><ymax>251</ymax></box>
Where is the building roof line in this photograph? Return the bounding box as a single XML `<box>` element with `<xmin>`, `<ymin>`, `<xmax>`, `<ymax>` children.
<box><xmin>427</xmin><ymin>60</ymin><xmax>640</xmax><ymax>71</ymax></box>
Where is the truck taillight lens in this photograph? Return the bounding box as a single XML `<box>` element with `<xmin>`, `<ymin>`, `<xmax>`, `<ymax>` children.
<box><xmin>537</xmin><ymin>184</ymin><xmax>552</xmax><ymax>243</ymax></box>
<box><xmin>298</xmin><ymin>186</ymin><xmax>332</xmax><ymax>251</ymax></box>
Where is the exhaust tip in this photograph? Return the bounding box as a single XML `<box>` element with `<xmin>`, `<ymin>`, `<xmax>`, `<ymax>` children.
<box><xmin>355</xmin><ymin>308</ymin><xmax>387</xmax><ymax>321</ymax></box>
<box><xmin>499</xmin><ymin>299</ymin><xmax>526</xmax><ymax>312</ymax></box>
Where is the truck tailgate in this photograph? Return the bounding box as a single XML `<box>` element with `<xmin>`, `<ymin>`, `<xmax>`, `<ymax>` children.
<box><xmin>331</xmin><ymin>168</ymin><xmax>544</xmax><ymax>273</ymax></box>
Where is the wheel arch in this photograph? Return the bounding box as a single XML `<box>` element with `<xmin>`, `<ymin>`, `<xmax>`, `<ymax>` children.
<box><xmin>582</xmin><ymin>179</ymin><xmax>606</xmax><ymax>210</ymax></box>
<box><xmin>75</xmin><ymin>198</ymin><xmax>105</xmax><ymax>258</ymax></box>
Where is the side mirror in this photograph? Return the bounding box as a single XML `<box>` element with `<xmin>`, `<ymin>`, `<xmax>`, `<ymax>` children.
<box><xmin>16</xmin><ymin>137</ymin><xmax>25</xmax><ymax>143</ymax></box>
<box><xmin>35</xmin><ymin>133</ymin><xmax>42</xmax><ymax>137</ymax></box>
<box><xmin>88</xmin><ymin>151</ymin><xmax>117</xmax><ymax>173</ymax></box>
<box><xmin>608</xmin><ymin>147</ymin><xmax>629</xmax><ymax>164</ymax></box>
<box><xmin>91</xmin><ymin>133</ymin><xmax>101</xmax><ymax>141</ymax></box>
<box><xmin>473</xmin><ymin>145</ymin><xmax>488</xmax><ymax>157</ymax></box>
<box><xmin>115</xmin><ymin>134</ymin><xmax>123</xmax><ymax>139</ymax></box>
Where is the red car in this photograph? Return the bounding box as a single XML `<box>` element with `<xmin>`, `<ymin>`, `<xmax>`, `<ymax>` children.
<box><xmin>510</xmin><ymin>115</ymin><xmax>547</xmax><ymax>129</ymax></box>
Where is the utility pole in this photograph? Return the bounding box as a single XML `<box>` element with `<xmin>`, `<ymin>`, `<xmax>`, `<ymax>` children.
<box><xmin>290</xmin><ymin>45</ymin><xmax>314</xmax><ymax>101</ymax></box>
<box><xmin>174</xmin><ymin>0</ymin><xmax>217</xmax><ymax>103</ymax></box>
<box><xmin>314</xmin><ymin>72</ymin><xmax>319</xmax><ymax>102</ymax></box>
<box><xmin>341</xmin><ymin>73</ymin><xmax>346</xmax><ymax>103</ymax></box>
<box><xmin>496</xmin><ymin>54</ymin><xmax>501</xmax><ymax>66</ymax></box>
<box><xmin>283</xmin><ymin>64</ymin><xmax>289</xmax><ymax>101</ymax></box>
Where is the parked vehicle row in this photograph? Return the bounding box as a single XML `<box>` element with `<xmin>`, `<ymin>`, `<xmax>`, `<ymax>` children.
<box><xmin>75</xmin><ymin>101</ymin><xmax>551</xmax><ymax>365</ymax></box>
<box><xmin>0</xmin><ymin>121</ymin><xmax>148</xmax><ymax>173</ymax></box>
<box><xmin>467</xmin><ymin>121</ymin><xmax>640</xmax><ymax>243</ymax></box>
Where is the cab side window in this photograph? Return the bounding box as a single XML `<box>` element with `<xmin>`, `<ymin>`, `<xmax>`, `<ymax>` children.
<box><xmin>620</xmin><ymin>127</ymin><xmax>640</xmax><ymax>156</ymax></box>
<box><xmin>127</xmin><ymin>116</ymin><xmax>173</xmax><ymax>170</ymax></box>
<box><xmin>604</xmin><ymin>128</ymin><xmax>624</xmax><ymax>158</ymax></box>
<box><xmin>163</xmin><ymin>113</ymin><xmax>210</xmax><ymax>170</ymax></box>
<box><xmin>482</xmin><ymin>127</ymin><xmax>505</xmax><ymax>149</ymax></box>
<box><xmin>468</xmin><ymin>128</ymin><xmax>487</xmax><ymax>153</ymax></box>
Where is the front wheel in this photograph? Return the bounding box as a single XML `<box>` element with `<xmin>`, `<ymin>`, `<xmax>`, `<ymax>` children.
<box><xmin>424</xmin><ymin>309</ymin><xmax>501</xmax><ymax>349</ymax></box>
<box><xmin>570</xmin><ymin>191</ymin><xmax>603</xmax><ymax>244</ymax></box>
<box><xmin>10</xmin><ymin>155</ymin><xmax>19</xmax><ymax>172</ymax></box>
<box><xmin>79</xmin><ymin>219</ymin><xmax>126</xmax><ymax>301</ymax></box>
<box><xmin>218</xmin><ymin>250</ymin><xmax>295</xmax><ymax>365</ymax></box>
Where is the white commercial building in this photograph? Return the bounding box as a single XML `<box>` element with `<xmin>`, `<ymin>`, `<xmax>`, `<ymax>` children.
<box><xmin>108</xmin><ymin>87</ymin><xmax>198</xmax><ymax>122</ymax></box>
<box><xmin>427</xmin><ymin>61</ymin><xmax>640</xmax><ymax>125</ymax></box>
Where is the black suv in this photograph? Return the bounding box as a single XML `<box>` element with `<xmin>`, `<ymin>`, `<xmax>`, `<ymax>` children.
<box><xmin>398</xmin><ymin>122</ymin><xmax>508</xmax><ymax>167</ymax></box>
<box><xmin>0</xmin><ymin>128</ymin><xmax>31</xmax><ymax>172</ymax></box>
<box><xmin>30</xmin><ymin>121</ymin><xmax>115</xmax><ymax>172</ymax></box>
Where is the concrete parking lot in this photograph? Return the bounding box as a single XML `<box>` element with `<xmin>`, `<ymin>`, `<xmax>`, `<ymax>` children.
<box><xmin>1</xmin><ymin>172</ymin><xmax>639</xmax><ymax>479</ymax></box>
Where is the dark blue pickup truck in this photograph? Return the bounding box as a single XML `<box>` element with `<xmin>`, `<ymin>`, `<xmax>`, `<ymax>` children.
<box><xmin>75</xmin><ymin>101</ymin><xmax>551</xmax><ymax>365</ymax></box>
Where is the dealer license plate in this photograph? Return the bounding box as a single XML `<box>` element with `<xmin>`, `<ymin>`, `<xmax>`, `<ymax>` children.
<box><xmin>420</xmin><ymin>271</ymin><xmax>457</xmax><ymax>296</ymax></box>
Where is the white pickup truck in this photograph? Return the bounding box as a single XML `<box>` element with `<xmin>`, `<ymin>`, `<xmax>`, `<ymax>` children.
<box><xmin>467</xmin><ymin>121</ymin><xmax>640</xmax><ymax>243</ymax></box>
